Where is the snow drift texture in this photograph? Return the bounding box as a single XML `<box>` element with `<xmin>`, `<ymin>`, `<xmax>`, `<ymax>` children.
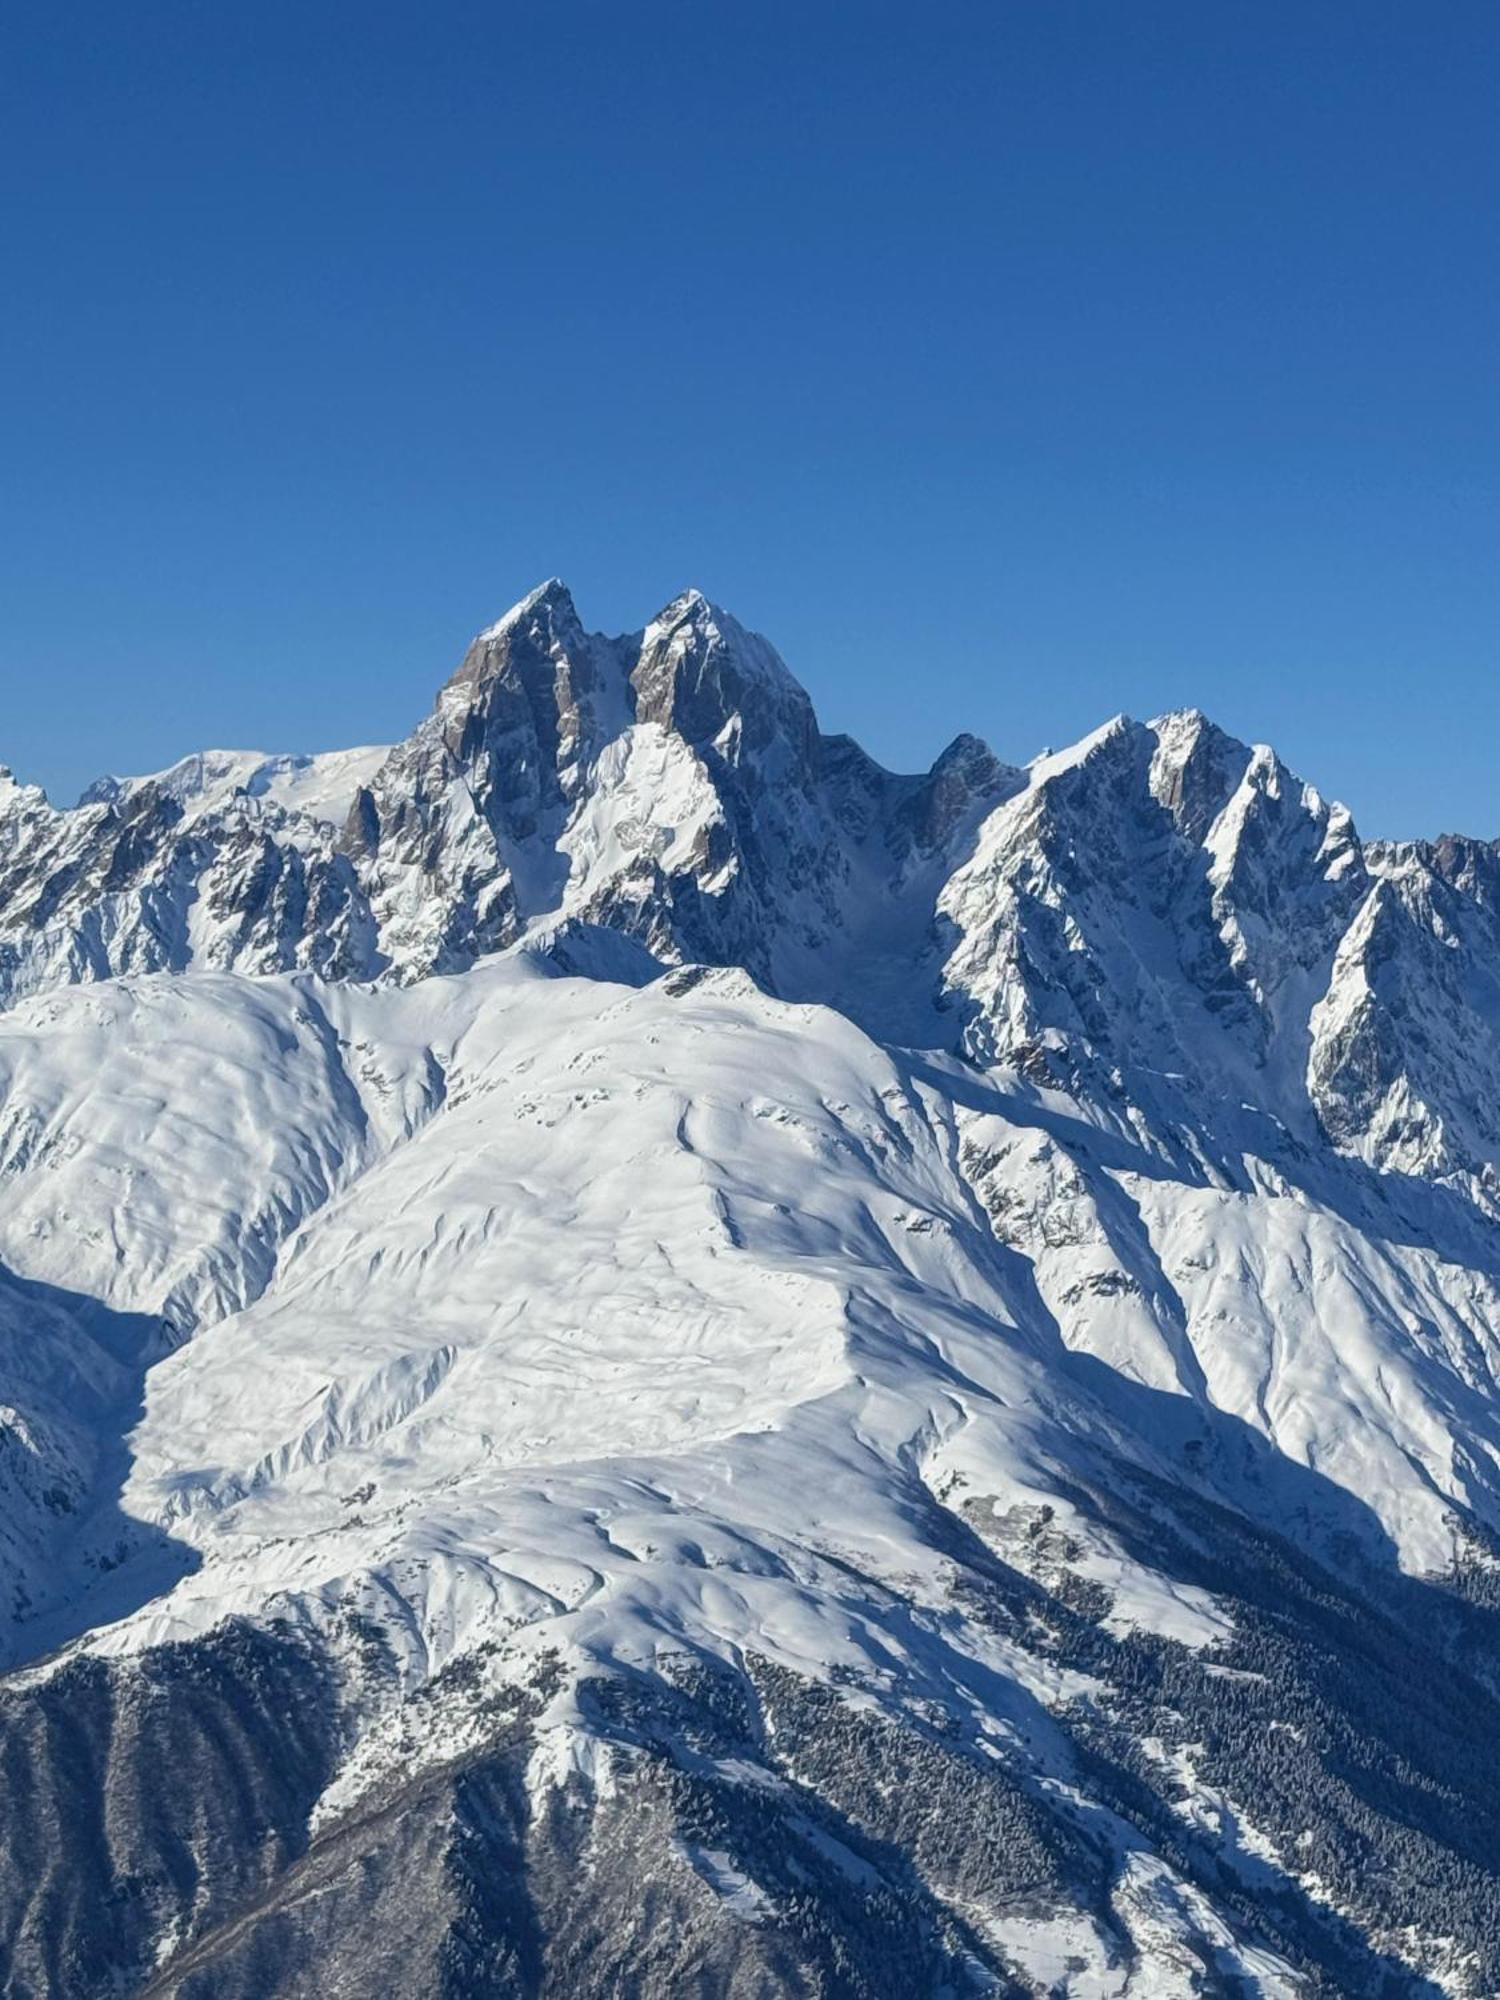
<box><xmin>3</xmin><ymin>584</ymin><xmax>1500</xmax><ymax>1995</ymax></box>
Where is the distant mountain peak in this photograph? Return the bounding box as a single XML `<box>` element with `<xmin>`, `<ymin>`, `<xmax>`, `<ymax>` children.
<box><xmin>472</xmin><ymin>574</ymin><xmax>580</xmax><ymax>642</ymax></box>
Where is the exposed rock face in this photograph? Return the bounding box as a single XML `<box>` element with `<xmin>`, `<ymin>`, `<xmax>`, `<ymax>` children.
<box><xmin>6</xmin><ymin>584</ymin><xmax>1500</xmax><ymax>1995</ymax></box>
<box><xmin>342</xmin><ymin>580</ymin><xmax>623</xmax><ymax>975</ymax></box>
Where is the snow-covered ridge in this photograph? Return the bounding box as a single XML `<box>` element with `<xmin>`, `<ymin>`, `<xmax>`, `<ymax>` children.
<box><xmin>79</xmin><ymin>744</ymin><xmax>390</xmax><ymax>830</ymax></box>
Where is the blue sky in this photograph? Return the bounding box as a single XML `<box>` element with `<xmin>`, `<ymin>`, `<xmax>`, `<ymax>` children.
<box><xmin>3</xmin><ymin>2</ymin><xmax>1497</xmax><ymax>834</ymax></box>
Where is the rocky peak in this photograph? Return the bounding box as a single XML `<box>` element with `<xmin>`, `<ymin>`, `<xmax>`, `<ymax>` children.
<box><xmin>630</xmin><ymin>590</ymin><xmax>818</xmax><ymax>778</ymax></box>
<box><xmin>0</xmin><ymin>766</ymin><xmax>51</xmax><ymax>818</ymax></box>
<box><xmin>891</xmin><ymin>732</ymin><xmax>1022</xmax><ymax>860</ymax></box>
<box><xmin>438</xmin><ymin>580</ymin><xmax>622</xmax><ymax>807</ymax></box>
<box><xmin>1374</xmin><ymin>832</ymin><xmax>1500</xmax><ymax>913</ymax></box>
<box><xmin>445</xmin><ymin>578</ymin><xmax>592</xmax><ymax>722</ymax></box>
<box><xmin>468</xmin><ymin>574</ymin><xmax>578</xmax><ymax>646</ymax></box>
<box><xmin>1146</xmin><ymin>709</ymin><xmax>1249</xmax><ymax>844</ymax></box>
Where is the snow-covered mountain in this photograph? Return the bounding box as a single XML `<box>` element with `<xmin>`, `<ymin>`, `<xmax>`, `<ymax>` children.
<box><xmin>3</xmin><ymin>586</ymin><xmax>1500</xmax><ymax>1996</ymax></box>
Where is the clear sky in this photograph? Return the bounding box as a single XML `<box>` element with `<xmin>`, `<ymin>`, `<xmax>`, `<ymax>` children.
<box><xmin>3</xmin><ymin>3</ymin><xmax>1497</xmax><ymax>836</ymax></box>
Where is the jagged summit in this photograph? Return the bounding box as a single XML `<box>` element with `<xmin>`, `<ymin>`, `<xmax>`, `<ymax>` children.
<box><xmin>453</xmin><ymin>580</ymin><xmax>814</xmax><ymax>755</ymax></box>
<box><xmin>0</xmin><ymin>765</ymin><xmax>43</xmax><ymax>810</ymax></box>
<box><xmin>471</xmin><ymin>572</ymin><xmax>578</xmax><ymax>640</ymax></box>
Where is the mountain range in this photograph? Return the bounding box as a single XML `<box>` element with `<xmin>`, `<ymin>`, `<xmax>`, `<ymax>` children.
<box><xmin>3</xmin><ymin>584</ymin><xmax>1500</xmax><ymax>1995</ymax></box>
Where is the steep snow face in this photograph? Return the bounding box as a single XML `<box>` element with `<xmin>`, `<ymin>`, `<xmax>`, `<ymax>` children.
<box><xmin>0</xmin><ymin>955</ymin><xmax>1487</xmax><ymax>1656</ymax></box>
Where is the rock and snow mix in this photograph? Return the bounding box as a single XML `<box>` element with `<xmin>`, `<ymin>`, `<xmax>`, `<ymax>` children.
<box><xmin>3</xmin><ymin>584</ymin><xmax>1500</xmax><ymax>1994</ymax></box>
